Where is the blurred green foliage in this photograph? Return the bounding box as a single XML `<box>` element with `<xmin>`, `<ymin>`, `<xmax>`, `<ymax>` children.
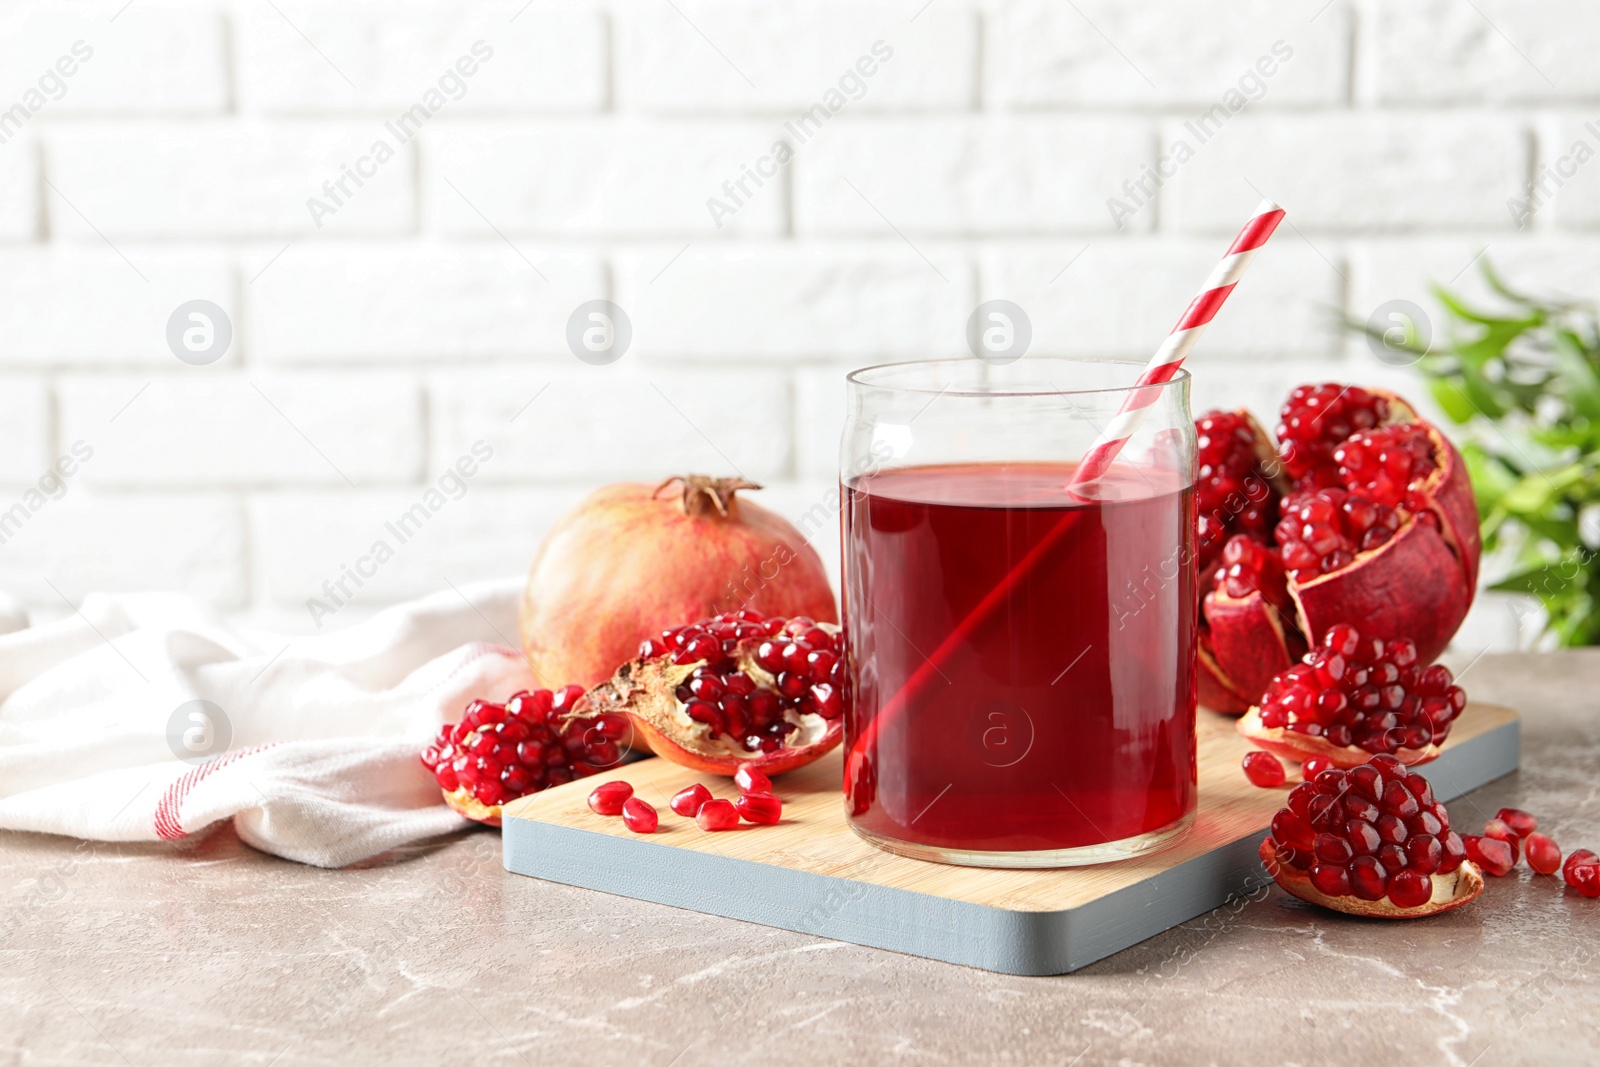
<box><xmin>1359</xmin><ymin>263</ymin><xmax>1600</xmax><ymax>646</ymax></box>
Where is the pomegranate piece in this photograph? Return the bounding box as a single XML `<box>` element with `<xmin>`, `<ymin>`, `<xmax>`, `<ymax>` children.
<box><xmin>670</xmin><ymin>783</ymin><xmax>712</xmax><ymax>817</ymax></box>
<box><xmin>1563</xmin><ymin>849</ymin><xmax>1600</xmax><ymax>897</ymax></box>
<box><xmin>1239</xmin><ymin>622</ymin><xmax>1467</xmax><ymax>768</ymax></box>
<box><xmin>588</xmin><ymin>780</ymin><xmax>634</xmax><ymax>816</ymax></box>
<box><xmin>696</xmin><ymin>798</ymin><xmax>740</xmax><ymax>832</ymax></box>
<box><xmin>519</xmin><ymin>474</ymin><xmax>837</xmax><ymax>690</ymax></box>
<box><xmin>580</xmin><ymin>609</ymin><xmax>845</xmax><ymax>777</ymax></box>
<box><xmin>1463</xmin><ymin>835</ymin><xmax>1515</xmax><ymax>877</ymax></box>
<box><xmin>1195</xmin><ymin>385</ymin><xmax>1481</xmax><ymax>714</ymax></box>
<box><xmin>1482</xmin><ymin>819</ymin><xmax>1521</xmax><ymax>863</ymax></box>
<box><xmin>1525</xmin><ymin>833</ymin><xmax>1563</xmax><ymax>876</ymax></box>
<box><xmin>1494</xmin><ymin>807</ymin><xmax>1537</xmax><ymax>838</ymax></box>
<box><xmin>420</xmin><ymin>685</ymin><xmax>629</xmax><ymax>826</ymax></box>
<box><xmin>621</xmin><ymin>796</ymin><xmax>659</xmax><ymax>834</ymax></box>
<box><xmin>735</xmin><ymin>792</ymin><xmax>782</xmax><ymax>825</ymax></box>
<box><xmin>1242</xmin><ymin>751</ymin><xmax>1286</xmax><ymax>788</ymax></box>
<box><xmin>1262</xmin><ymin>756</ymin><xmax>1483</xmax><ymax>917</ymax></box>
<box><xmin>734</xmin><ymin>765</ymin><xmax>773</xmax><ymax>794</ymax></box>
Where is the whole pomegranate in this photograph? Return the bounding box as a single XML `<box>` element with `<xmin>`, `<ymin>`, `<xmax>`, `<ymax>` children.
<box><xmin>579</xmin><ymin>608</ymin><xmax>844</xmax><ymax>776</ymax></box>
<box><xmin>520</xmin><ymin>475</ymin><xmax>837</xmax><ymax>689</ymax></box>
<box><xmin>1196</xmin><ymin>385</ymin><xmax>1480</xmax><ymax>713</ymax></box>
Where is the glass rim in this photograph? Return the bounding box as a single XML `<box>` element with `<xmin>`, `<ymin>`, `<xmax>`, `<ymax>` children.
<box><xmin>844</xmin><ymin>357</ymin><xmax>1192</xmax><ymax>399</ymax></box>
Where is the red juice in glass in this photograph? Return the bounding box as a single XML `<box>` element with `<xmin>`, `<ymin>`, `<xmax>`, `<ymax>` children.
<box><xmin>842</xmin><ymin>453</ymin><xmax>1198</xmax><ymax>865</ymax></box>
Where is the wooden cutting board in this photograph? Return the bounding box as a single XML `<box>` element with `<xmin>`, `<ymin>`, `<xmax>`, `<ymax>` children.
<box><xmin>502</xmin><ymin>703</ymin><xmax>1520</xmax><ymax>975</ymax></box>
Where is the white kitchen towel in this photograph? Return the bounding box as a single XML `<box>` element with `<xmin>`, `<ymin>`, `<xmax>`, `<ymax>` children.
<box><xmin>0</xmin><ymin>579</ymin><xmax>537</xmax><ymax>867</ymax></box>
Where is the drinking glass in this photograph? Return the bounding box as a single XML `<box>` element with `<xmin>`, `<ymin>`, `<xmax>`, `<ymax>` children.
<box><xmin>840</xmin><ymin>358</ymin><xmax>1198</xmax><ymax>868</ymax></box>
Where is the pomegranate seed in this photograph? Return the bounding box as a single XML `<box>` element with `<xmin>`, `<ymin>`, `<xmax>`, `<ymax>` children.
<box><xmin>1387</xmin><ymin>868</ymin><xmax>1432</xmax><ymax>909</ymax></box>
<box><xmin>1494</xmin><ymin>807</ymin><xmax>1537</xmax><ymax>838</ymax></box>
<box><xmin>1242</xmin><ymin>751</ymin><xmax>1286</xmax><ymax>788</ymax></box>
<box><xmin>587</xmin><ymin>780</ymin><xmax>633</xmax><ymax>816</ymax></box>
<box><xmin>1301</xmin><ymin>756</ymin><xmax>1333</xmax><ymax>781</ymax></box>
<box><xmin>1482</xmin><ymin>819</ymin><xmax>1521</xmax><ymax>864</ymax></box>
<box><xmin>1525</xmin><ymin>833</ymin><xmax>1563</xmax><ymax>876</ymax></box>
<box><xmin>1563</xmin><ymin>849</ymin><xmax>1600</xmax><ymax>896</ymax></box>
<box><xmin>1309</xmin><ymin>863</ymin><xmax>1351</xmax><ymax>896</ymax></box>
<box><xmin>1463</xmin><ymin>834</ymin><xmax>1515</xmax><ymax>876</ymax></box>
<box><xmin>669</xmin><ymin>783</ymin><xmax>712</xmax><ymax>817</ymax></box>
<box><xmin>696</xmin><ymin>798</ymin><xmax>740</xmax><ymax>832</ymax></box>
<box><xmin>734</xmin><ymin>766</ymin><xmax>773</xmax><ymax>794</ymax></box>
<box><xmin>735</xmin><ymin>792</ymin><xmax>782</xmax><ymax>825</ymax></box>
<box><xmin>1349</xmin><ymin>855</ymin><xmax>1388</xmax><ymax>901</ymax></box>
<box><xmin>621</xmin><ymin>797</ymin><xmax>659</xmax><ymax>834</ymax></box>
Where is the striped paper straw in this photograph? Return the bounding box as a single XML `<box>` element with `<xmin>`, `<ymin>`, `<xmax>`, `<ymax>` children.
<box><xmin>1070</xmin><ymin>198</ymin><xmax>1286</xmax><ymax>487</ymax></box>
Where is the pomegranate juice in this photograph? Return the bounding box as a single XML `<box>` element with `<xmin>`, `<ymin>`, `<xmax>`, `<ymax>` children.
<box><xmin>843</xmin><ymin>462</ymin><xmax>1197</xmax><ymax>856</ymax></box>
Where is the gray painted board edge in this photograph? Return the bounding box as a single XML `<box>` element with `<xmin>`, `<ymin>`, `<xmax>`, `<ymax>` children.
<box><xmin>503</xmin><ymin>718</ymin><xmax>1520</xmax><ymax>975</ymax></box>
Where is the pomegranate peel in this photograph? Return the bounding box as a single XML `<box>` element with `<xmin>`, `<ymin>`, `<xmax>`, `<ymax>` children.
<box><xmin>1260</xmin><ymin>837</ymin><xmax>1483</xmax><ymax>918</ymax></box>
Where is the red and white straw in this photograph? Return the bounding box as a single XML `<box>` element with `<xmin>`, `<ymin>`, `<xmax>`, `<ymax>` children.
<box><xmin>1071</xmin><ymin>198</ymin><xmax>1286</xmax><ymax>486</ymax></box>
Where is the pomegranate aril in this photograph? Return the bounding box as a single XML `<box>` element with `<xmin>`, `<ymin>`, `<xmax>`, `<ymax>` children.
<box><xmin>1301</xmin><ymin>756</ymin><xmax>1334</xmax><ymax>782</ymax></box>
<box><xmin>1525</xmin><ymin>833</ymin><xmax>1563</xmax><ymax>876</ymax></box>
<box><xmin>1242</xmin><ymin>751</ymin><xmax>1286</xmax><ymax>788</ymax></box>
<box><xmin>696</xmin><ymin>798</ymin><xmax>740</xmax><ymax>831</ymax></box>
<box><xmin>502</xmin><ymin>764</ymin><xmax>534</xmax><ymax>794</ymax></box>
<box><xmin>735</xmin><ymin>792</ymin><xmax>782</xmax><ymax>825</ymax></box>
<box><xmin>622</xmin><ymin>797</ymin><xmax>659</xmax><ymax>834</ymax></box>
<box><xmin>1463</xmin><ymin>834</ymin><xmax>1515</xmax><ymax>876</ymax></box>
<box><xmin>734</xmin><ymin>765</ymin><xmax>772</xmax><ymax>794</ymax></box>
<box><xmin>1482</xmin><ymin>819</ymin><xmax>1521</xmax><ymax>863</ymax></box>
<box><xmin>1563</xmin><ymin>848</ymin><xmax>1599</xmax><ymax>887</ymax></box>
<box><xmin>1387</xmin><ymin>869</ymin><xmax>1433</xmax><ymax>909</ymax></box>
<box><xmin>1349</xmin><ymin>855</ymin><xmax>1389</xmax><ymax>901</ymax></box>
<box><xmin>1406</xmin><ymin>833</ymin><xmax>1443</xmax><ymax>875</ymax></box>
<box><xmin>670</xmin><ymin>783</ymin><xmax>712</xmax><ymax>817</ymax></box>
<box><xmin>1309</xmin><ymin>863</ymin><xmax>1352</xmax><ymax>897</ymax></box>
<box><xmin>1494</xmin><ymin>807</ymin><xmax>1537</xmax><ymax>838</ymax></box>
<box><xmin>587</xmin><ymin>780</ymin><xmax>633</xmax><ymax>816</ymax></box>
<box><xmin>1272</xmin><ymin>809</ymin><xmax>1314</xmax><ymax>851</ymax></box>
<box><xmin>1313</xmin><ymin>832</ymin><xmax>1353</xmax><ymax>866</ymax></box>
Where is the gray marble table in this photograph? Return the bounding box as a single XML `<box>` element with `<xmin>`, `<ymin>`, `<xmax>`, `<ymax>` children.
<box><xmin>3</xmin><ymin>651</ymin><xmax>1598</xmax><ymax>1066</ymax></box>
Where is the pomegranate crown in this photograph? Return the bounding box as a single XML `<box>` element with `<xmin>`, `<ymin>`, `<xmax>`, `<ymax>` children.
<box><xmin>653</xmin><ymin>474</ymin><xmax>760</xmax><ymax>517</ymax></box>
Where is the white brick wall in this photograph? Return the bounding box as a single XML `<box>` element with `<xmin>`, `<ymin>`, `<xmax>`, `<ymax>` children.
<box><xmin>0</xmin><ymin>0</ymin><xmax>1580</xmax><ymax>650</ymax></box>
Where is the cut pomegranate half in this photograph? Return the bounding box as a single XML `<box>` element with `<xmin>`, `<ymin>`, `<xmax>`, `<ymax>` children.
<box><xmin>1196</xmin><ymin>385</ymin><xmax>1481</xmax><ymax>713</ymax></box>
<box><xmin>1261</xmin><ymin>756</ymin><xmax>1483</xmax><ymax>918</ymax></box>
<box><xmin>1238</xmin><ymin>622</ymin><xmax>1467</xmax><ymax>768</ymax></box>
<box><xmin>575</xmin><ymin>609</ymin><xmax>844</xmax><ymax>777</ymax></box>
